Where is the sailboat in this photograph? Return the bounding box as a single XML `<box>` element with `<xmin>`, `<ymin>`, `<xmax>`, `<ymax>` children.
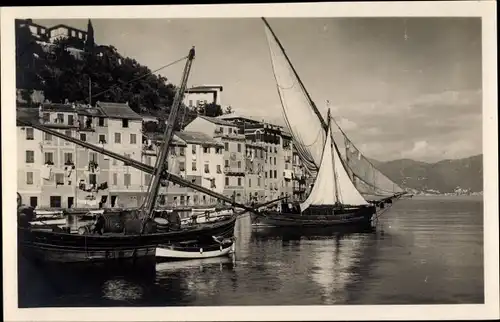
<box><xmin>252</xmin><ymin>18</ymin><xmax>401</xmax><ymax>228</ymax></box>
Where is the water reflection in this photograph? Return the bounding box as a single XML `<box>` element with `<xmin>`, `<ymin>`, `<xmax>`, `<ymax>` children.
<box><xmin>18</xmin><ymin>198</ymin><xmax>484</xmax><ymax>306</ymax></box>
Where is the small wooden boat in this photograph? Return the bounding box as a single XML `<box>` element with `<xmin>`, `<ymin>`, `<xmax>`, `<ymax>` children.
<box><xmin>155</xmin><ymin>210</ymin><xmax>236</xmax><ymax>261</ymax></box>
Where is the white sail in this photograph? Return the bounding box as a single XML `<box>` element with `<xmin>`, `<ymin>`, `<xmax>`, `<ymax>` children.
<box><xmin>264</xmin><ymin>24</ymin><xmax>325</xmax><ymax>175</ymax></box>
<box><xmin>300</xmin><ymin>122</ymin><xmax>368</xmax><ymax>211</ymax></box>
<box><xmin>330</xmin><ymin>122</ymin><xmax>404</xmax><ymax>197</ymax></box>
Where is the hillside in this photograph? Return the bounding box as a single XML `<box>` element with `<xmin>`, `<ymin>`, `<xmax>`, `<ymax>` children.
<box><xmin>375</xmin><ymin>154</ymin><xmax>483</xmax><ymax>193</ymax></box>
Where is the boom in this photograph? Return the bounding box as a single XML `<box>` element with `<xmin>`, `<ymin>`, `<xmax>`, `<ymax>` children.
<box><xmin>17</xmin><ymin>119</ymin><xmax>275</xmax><ymax>214</ymax></box>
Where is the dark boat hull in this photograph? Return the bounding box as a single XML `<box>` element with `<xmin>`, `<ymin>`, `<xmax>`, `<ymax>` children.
<box><xmin>252</xmin><ymin>205</ymin><xmax>376</xmax><ymax>228</ymax></box>
<box><xmin>18</xmin><ymin>215</ymin><xmax>237</xmax><ymax>265</ymax></box>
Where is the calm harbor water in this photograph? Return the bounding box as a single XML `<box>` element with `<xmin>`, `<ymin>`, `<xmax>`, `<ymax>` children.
<box><xmin>18</xmin><ymin>196</ymin><xmax>484</xmax><ymax>307</ymax></box>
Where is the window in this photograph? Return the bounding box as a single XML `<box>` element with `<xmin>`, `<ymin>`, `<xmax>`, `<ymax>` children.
<box><xmin>49</xmin><ymin>196</ymin><xmax>61</xmax><ymax>208</ymax></box>
<box><xmin>145</xmin><ymin>174</ymin><xmax>151</xmax><ymax>186</ymax></box>
<box><xmin>26</xmin><ymin>172</ymin><xmax>33</xmax><ymax>185</ymax></box>
<box><xmin>130</xmin><ymin>134</ymin><xmax>137</xmax><ymax>144</ymax></box>
<box><xmin>44</xmin><ymin>132</ymin><xmax>52</xmax><ymax>141</ymax></box>
<box><xmin>274</xmin><ymin>157</ymin><xmax>276</xmax><ymax>165</ymax></box>
<box><xmin>192</xmin><ymin>162</ymin><xmax>197</xmax><ymax>171</ymax></box>
<box><xmin>80</xmin><ymin>133</ymin><xmax>87</xmax><ymax>142</ymax></box>
<box><xmin>114</xmin><ymin>133</ymin><xmax>121</xmax><ymax>144</ymax></box>
<box><xmin>65</xmin><ymin>130</ymin><xmax>72</xmax><ymax>138</ymax></box>
<box><xmin>179</xmin><ymin>162</ymin><xmax>185</xmax><ymax>171</ymax></box>
<box><xmin>265</xmin><ymin>172</ymin><xmax>268</xmax><ymax>178</ymax></box>
<box><xmin>42</xmin><ymin>113</ymin><xmax>50</xmax><ymax>123</ymax></box>
<box><xmin>26</xmin><ymin>128</ymin><xmax>34</xmax><ymax>140</ymax></box>
<box><xmin>269</xmin><ymin>170</ymin><xmax>272</xmax><ymax>178</ymax></box>
<box><xmin>189</xmin><ymin>100</ymin><xmax>193</xmax><ymax>107</ymax></box>
<box><xmin>237</xmin><ymin>161</ymin><xmax>241</xmax><ymax>169</ymax></box>
<box><xmin>274</xmin><ymin>170</ymin><xmax>277</xmax><ymax>178</ymax></box>
<box><xmin>217</xmin><ymin>165</ymin><xmax>222</xmax><ymax>174</ymax></box>
<box><xmin>64</xmin><ymin>153</ymin><xmax>73</xmax><ymax>164</ymax></box>
<box><xmin>89</xmin><ymin>152</ymin><xmax>97</xmax><ymax>162</ymax></box>
<box><xmin>192</xmin><ymin>145</ymin><xmax>196</xmax><ymax>154</ymax></box>
<box><xmin>237</xmin><ymin>144</ymin><xmax>241</xmax><ymax>152</ymax></box>
<box><xmin>229</xmin><ymin>128</ymin><xmax>233</xmax><ymax>134</ymax></box>
<box><xmin>99</xmin><ymin>134</ymin><xmax>106</xmax><ymax>144</ymax></box>
<box><xmin>238</xmin><ymin>178</ymin><xmax>242</xmax><ymax>186</ymax></box>
<box><xmin>249</xmin><ymin>179</ymin><xmax>251</xmax><ymax>188</ymax></box>
<box><xmin>204</xmin><ymin>164</ymin><xmax>210</xmax><ymax>173</ymax></box>
<box><xmin>146</xmin><ymin>156</ymin><xmax>152</xmax><ymax>166</ymax></box>
<box><xmin>225</xmin><ymin>160</ymin><xmax>229</xmax><ymax>167</ymax></box>
<box><xmin>179</xmin><ymin>147</ymin><xmax>185</xmax><ymax>156</ymax></box>
<box><xmin>89</xmin><ymin>174</ymin><xmax>97</xmax><ymax>185</ymax></box>
<box><xmin>285</xmin><ymin>163</ymin><xmax>289</xmax><ymax>170</ymax></box>
<box><xmin>98</xmin><ymin>117</ymin><xmax>105</xmax><ymax>127</ymax></box>
<box><xmin>26</xmin><ymin>150</ymin><xmax>34</xmax><ymax>163</ymax></box>
<box><xmin>258</xmin><ymin>177</ymin><xmax>261</xmax><ymax>187</ymax></box>
<box><xmin>56</xmin><ymin>113</ymin><xmax>64</xmax><ymax>123</ymax></box>
<box><xmin>260</xmin><ymin>150</ymin><xmax>263</xmax><ymax>158</ymax></box>
<box><xmin>124</xmin><ymin>173</ymin><xmax>131</xmax><ymax>186</ymax></box>
<box><xmin>203</xmin><ymin>147</ymin><xmax>210</xmax><ymax>153</ymax></box>
<box><xmin>225</xmin><ymin>177</ymin><xmax>229</xmax><ymax>186</ymax></box>
<box><xmin>44</xmin><ymin>152</ymin><xmax>54</xmax><ymax>164</ymax></box>
<box><xmin>30</xmin><ymin>196</ymin><xmax>38</xmax><ymax>208</ymax></box>
<box><xmin>68</xmin><ymin>115</ymin><xmax>74</xmax><ymax>125</ymax></box>
<box><xmin>122</xmin><ymin>119</ymin><xmax>129</xmax><ymax>128</ymax></box>
<box><xmin>113</xmin><ymin>173</ymin><xmax>117</xmax><ymax>185</ymax></box>
<box><xmin>55</xmin><ymin>173</ymin><xmax>64</xmax><ymax>185</ymax></box>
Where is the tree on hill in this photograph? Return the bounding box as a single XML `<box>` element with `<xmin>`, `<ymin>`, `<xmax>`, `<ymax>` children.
<box><xmin>199</xmin><ymin>103</ymin><xmax>224</xmax><ymax>117</ymax></box>
<box><xmin>16</xmin><ymin>25</ymin><xmax>179</xmax><ymax>114</ymax></box>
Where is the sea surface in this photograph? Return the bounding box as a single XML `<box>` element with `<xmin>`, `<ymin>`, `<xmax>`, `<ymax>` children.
<box><xmin>18</xmin><ymin>196</ymin><xmax>484</xmax><ymax>307</ymax></box>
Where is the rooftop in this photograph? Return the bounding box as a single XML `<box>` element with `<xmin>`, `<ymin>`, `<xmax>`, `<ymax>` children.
<box><xmin>175</xmin><ymin>131</ymin><xmax>223</xmax><ymax>147</ymax></box>
<box><xmin>186</xmin><ymin>85</ymin><xmax>223</xmax><ymax>92</ymax></box>
<box><xmin>198</xmin><ymin>115</ymin><xmax>237</xmax><ymax>127</ymax></box>
<box><xmin>97</xmin><ymin>101</ymin><xmax>142</xmax><ymax>120</ymax></box>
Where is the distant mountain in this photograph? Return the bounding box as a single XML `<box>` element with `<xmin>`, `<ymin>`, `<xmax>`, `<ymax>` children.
<box><xmin>374</xmin><ymin>154</ymin><xmax>483</xmax><ymax>193</ymax></box>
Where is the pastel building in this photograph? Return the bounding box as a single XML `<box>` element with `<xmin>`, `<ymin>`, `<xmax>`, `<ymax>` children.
<box><xmin>183</xmin><ymin>85</ymin><xmax>223</xmax><ymax>109</ymax></box>
<box><xmin>184</xmin><ymin>115</ymin><xmax>247</xmax><ymax>203</ymax></box>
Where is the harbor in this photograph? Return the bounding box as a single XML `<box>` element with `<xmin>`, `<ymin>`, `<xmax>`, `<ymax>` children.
<box><xmin>19</xmin><ymin>195</ymin><xmax>484</xmax><ymax>307</ymax></box>
<box><xmin>7</xmin><ymin>10</ymin><xmax>493</xmax><ymax>318</ymax></box>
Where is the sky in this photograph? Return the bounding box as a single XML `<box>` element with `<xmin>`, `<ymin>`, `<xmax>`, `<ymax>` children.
<box><xmin>35</xmin><ymin>18</ymin><xmax>482</xmax><ymax>163</ymax></box>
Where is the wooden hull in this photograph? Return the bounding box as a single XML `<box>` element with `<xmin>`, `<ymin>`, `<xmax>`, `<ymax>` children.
<box><xmin>156</xmin><ymin>217</ymin><xmax>236</xmax><ymax>261</ymax></box>
<box><xmin>18</xmin><ymin>215</ymin><xmax>237</xmax><ymax>265</ymax></box>
<box><xmin>156</xmin><ymin>243</ymin><xmax>234</xmax><ymax>260</ymax></box>
<box><xmin>252</xmin><ymin>205</ymin><xmax>376</xmax><ymax>228</ymax></box>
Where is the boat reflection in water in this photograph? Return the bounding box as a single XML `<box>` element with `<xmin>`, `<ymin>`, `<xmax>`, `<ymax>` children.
<box><xmin>251</xmin><ymin>225</ymin><xmax>379</xmax><ymax>305</ymax></box>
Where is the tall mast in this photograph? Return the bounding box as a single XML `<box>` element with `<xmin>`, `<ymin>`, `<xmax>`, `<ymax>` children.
<box><xmin>140</xmin><ymin>47</ymin><xmax>196</xmax><ymax>220</ymax></box>
<box><xmin>327</xmin><ymin>109</ymin><xmax>340</xmax><ymax>203</ymax></box>
<box><xmin>261</xmin><ymin>17</ymin><xmax>327</xmax><ymax>132</ymax></box>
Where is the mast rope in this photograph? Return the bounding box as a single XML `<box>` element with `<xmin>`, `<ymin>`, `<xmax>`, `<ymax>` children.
<box><xmin>90</xmin><ymin>55</ymin><xmax>189</xmax><ymax>101</ymax></box>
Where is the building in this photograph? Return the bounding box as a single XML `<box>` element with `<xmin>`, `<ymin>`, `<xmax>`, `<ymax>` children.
<box><xmin>15</xmin><ymin>19</ymin><xmax>49</xmax><ymax>41</ymax></box>
<box><xmin>47</xmin><ymin>24</ymin><xmax>88</xmax><ymax>43</ymax></box>
<box><xmin>183</xmin><ymin>85</ymin><xmax>223</xmax><ymax>110</ymax></box>
<box><xmin>16</xmin><ymin>101</ymin><xmax>149</xmax><ymax>209</ymax></box>
<box><xmin>95</xmin><ymin>101</ymin><xmax>143</xmax><ymax>208</ymax></box>
<box><xmin>141</xmin><ymin>124</ymin><xmax>225</xmax><ymax>208</ymax></box>
<box><xmin>217</xmin><ymin>114</ymin><xmax>293</xmax><ymax>201</ymax></box>
<box><xmin>17</xmin><ymin>108</ymin><xmax>44</xmax><ymax>208</ymax></box>
<box><xmin>184</xmin><ymin>115</ymin><xmax>247</xmax><ymax>203</ymax></box>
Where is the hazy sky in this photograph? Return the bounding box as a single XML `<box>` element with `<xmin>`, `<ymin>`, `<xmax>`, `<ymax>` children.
<box><xmin>35</xmin><ymin>18</ymin><xmax>482</xmax><ymax>162</ymax></box>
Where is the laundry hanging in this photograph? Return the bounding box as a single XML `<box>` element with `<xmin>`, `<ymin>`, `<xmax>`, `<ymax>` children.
<box><xmin>41</xmin><ymin>164</ymin><xmax>52</xmax><ymax>180</ymax></box>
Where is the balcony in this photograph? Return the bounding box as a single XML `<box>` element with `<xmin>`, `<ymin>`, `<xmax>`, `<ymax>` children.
<box><xmin>41</xmin><ymin>117</ymin><xmax>77</xmax><ymax>129</ymax></box>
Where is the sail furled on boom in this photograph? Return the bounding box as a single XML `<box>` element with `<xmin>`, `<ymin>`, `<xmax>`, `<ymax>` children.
<box><xmin>300</xmin><ymin>121</ymin><xmax>368</xmax><ymax>212</ymax></box>
<box><xmin>264</xmin><ymin>22</ymin><xmax>325</xmax><ymax>176</ymax></box>
<box><xmin>330</xmin><ymin>121</ymin><xmax>404</xmax><ymax>197</ymax></box>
